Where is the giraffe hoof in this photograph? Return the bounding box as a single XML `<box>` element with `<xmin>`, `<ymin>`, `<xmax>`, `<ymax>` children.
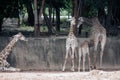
<box><xmin>71</xmin><ymin>68</ymin><xmax>75</xmax><ymax>72</ymax></box>
<box><xmin>62</xmin><ymin>70</ymin><xmax>65</xmax><ymax>72</ymax></box>
<box><xmin>62</xmin><ymin>68</ymin><xmax>65</xmax><ymax>72</ymax></box>
<box><xmin>90</xmin><ymin>65</ymin><xmax>96</xmax><ymax>70</ymax></box>
<box><xmin>94</xmin><ymin>66</ymin><xmax>96</xmax><ymax>69</ymax></box>
<box><xmin>78</xmin><ymin>69</ymin><xmax>80</xmax><ymax>72</ymax></box>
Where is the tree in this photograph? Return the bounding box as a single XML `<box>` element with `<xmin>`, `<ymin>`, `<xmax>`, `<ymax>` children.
<box><xmin>72</xmin><ymin>0</ymin><xmax>79</xmax><ymax>35</ymax></box>
<box><xmin>43</xmin><ymin>7</ymin><xmax>53</xmax><ymax>35</ymax></box>
<box><xmin>50</xmin><ymin>0</ymin><xmax>67</xmax><ymax>32</ymax></box>
<box><xmin>42</xmin><ymin>0</ymin><xmax>53</xmax><ymax>35</ymax></box>
<box><xmin>24</xmin><ymin>0</ymin><xmax>34</xmax><ymax>26</ymax></box>
<box><xmin>34</xmin><ymin>0</ymin><xmax>45</xmax><ymax>36</ymax></box>
<box><xmin>34</xmin><ymin>0</ymin><xmax>39</xmax><ymax>36</ymax></box>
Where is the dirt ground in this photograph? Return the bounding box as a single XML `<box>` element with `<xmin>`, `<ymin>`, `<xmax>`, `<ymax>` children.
<box><xmin>0</xmin><ymin>70</ymin><xmax>120</xmax><ymax>80</ymax></box>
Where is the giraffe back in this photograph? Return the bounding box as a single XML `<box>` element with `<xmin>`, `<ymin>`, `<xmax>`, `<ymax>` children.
<box><xmin>66</xmin><ymin>34</ymin><xmax>78</xmax><ymax>48</ymax></box>
<box><xmin>90</xmin><ymin>17</ymin><xmax>106</xmax><ymax>40</ymax></box>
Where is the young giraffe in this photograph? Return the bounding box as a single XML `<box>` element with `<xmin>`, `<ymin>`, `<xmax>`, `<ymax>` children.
<box><xmin>78</xmin><ymin>40</ymin><xmax>91</xmax><ymax>72</ymax></box>
<box><xmin>77</xmin><ymin>17</ymin><xmax>106</xmax><ymax>69</ymax></box>
<box><xmin>0</xmin><ymin>32</ymin><xmax>27</xmax><ymax>71</ymax></box>
<box><xmin>62</xmin><ymin>17</ymin><xmax>78</xmax><ymax>71</ymax></box>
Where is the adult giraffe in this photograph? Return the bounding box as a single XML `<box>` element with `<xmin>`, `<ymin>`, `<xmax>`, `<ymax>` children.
<box><xmin>77</xmin><ymin>17</ymin><xmax>106</xmax><ymax>69</ymax></box>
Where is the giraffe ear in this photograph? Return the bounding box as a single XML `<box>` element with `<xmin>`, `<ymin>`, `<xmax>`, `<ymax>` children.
<box><xmin>18</xmin><ymin>32</ymin><xmax>22</xmax><ymax>35</ymax></box>
<box><xmin>78</xmin><ymin>17</ymin><xmax>84</xmax><ymax>22</ymax></box>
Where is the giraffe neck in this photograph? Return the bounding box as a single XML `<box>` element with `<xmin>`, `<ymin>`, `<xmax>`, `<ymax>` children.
<box><xmin>91</xmin><ymin>17</ymin><xmax>101</xmax><ymax>26</ymax></box>
<box><xmin>82</xmin><ymin>17</ymin><xmax>93</xmax><ymax>26</ymax></box>
<box><xmin>0</xmin><ymin>37</ymin><xmax>19</xmax><ymax>59</ymax></box>
<box><xmin>82</xmin><ymin>17</ymin><xmax>101</xmax><ymax>27</ymax></box>
<box><xmin>68</xmin><ymin>23</ymin><xmax>75</xmax><ymax>37</ymax></box>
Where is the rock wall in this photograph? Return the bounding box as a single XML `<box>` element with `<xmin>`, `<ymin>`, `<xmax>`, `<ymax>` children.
<box><xmin>0</xmin><ymin>37</ymin><xmax>120</xmax><ymax>71</ymax></box>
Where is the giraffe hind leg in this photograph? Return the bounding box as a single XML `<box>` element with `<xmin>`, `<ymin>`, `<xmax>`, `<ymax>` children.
<box><xmin>93</xmin><ymin>38</ymin><xmax>99</xmax><ymax>69</ymax></box>
<box><xmin>87</xmin><ymin>48</ymin><xmax>91</xmax><ymax>71</ymax></box>
<box><xmin>83</xmin><ymin>55</ymin><xmax>86</xmax><ymax>71</ymax></box>
<box><xmin>100</xmin><ymin>36</ymin><xmax>106</xmax><ymax>68</ymax></box>
<box><xmin>62</xmin><ymin>47</ymin><xmax>70</xmax><ymax>71</ymax></box>
<box><xmin>78</xmin><ymin>47</ymin><xmax>82</xmax><ymax>71</ymax></box>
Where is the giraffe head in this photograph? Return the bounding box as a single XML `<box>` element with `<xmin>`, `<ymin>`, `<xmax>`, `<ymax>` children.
<box><xmin>77</xmin><ymin>17</ymin><xmax>84</xmax><ymax>28</ymax></box>
<box><xmin>70</xmin><ymin>17</ymin><xmax>76</xmax><ymax>25</ymax></box>
<box><xmin>68</xmin><ymin>17</ymin><xmax>76</xmax><ymax>35</ymax></box>
<box><xmin>13</xmin><ymin>32</ymin><xmax>27</xmax><ymax>41</ymax></box>
<box><xmin>68</xmin><ymin>17</ymin><xmax>76</xmax><ymax>25</ymax></box>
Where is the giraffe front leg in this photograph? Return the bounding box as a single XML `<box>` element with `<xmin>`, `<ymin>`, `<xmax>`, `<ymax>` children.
<box><xmin>78</xmin><ymin>47</ymin><xmax>82</xmax><ymax>72</ymax></box>
<box><xmin>93</xmin><ymin>51</ymin><xmax>97</xmax><ymax>69</ymax></box>
<box><xmin>86</xmin><ymin>47</ymin><xmax>91</xmax><ymax>71</ymax></box>
<box><xmin>87</xmin><ymin>53</ymin><xmax>91</xmax><ymax>71</ymax></box>
<box><xmin>71</xmin><ymin>47</ymin><xmax>75</xmax><ymax>71</ymax></box>
<box><xmin>6</xmin><ymin>61</ymin><xmax>10</xmax><ymax>68</ymax></box>
<box><xmin>62</xmin><ymin>47</ymin><xmax>69</xmax><ymax>71</ymax></box>
<box><xmin>4</xmin><ymin>60</ymin><xmax>10</xmax><ymax>69</ymax></box>
<box><xmin>83</xmin><ymin>55</ymin><xmax>86</xmax><ymax>72</ymax></box>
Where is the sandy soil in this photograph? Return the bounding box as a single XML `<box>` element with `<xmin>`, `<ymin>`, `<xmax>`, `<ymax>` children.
<box><xmin>0</xmin><ymin>70</ymin><xmax>120</xmax><ymax>80</ymax></box>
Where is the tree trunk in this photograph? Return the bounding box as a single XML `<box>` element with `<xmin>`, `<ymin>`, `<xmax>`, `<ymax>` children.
<box><xmin>34</xmin><ymin>0</ymin><xmax>39</xmax><ymax>37</ymax></box>
<box><xmin>0</xmin><ymin>22</ymin><xmax>2</xmax><ymax>32</ymax></box>
<box><xmin>48</xmin><ymin>1</ymin><xmax>53</xmax><ymax>34</ymax></box>
<box><xmin>0</xmin><ymin>18</ymin><xmax>3</xmax><ymax>32</ymax></box>
<box><xmin>49</xmin><ymin>1</ymin><xmax>52</xmax><ymax>23</ymax></box>
<box><xmin>72</xmin><ymin>0</ymin><xmax>78</xmax><ymax>35</ymax></box>
<box><xmin>25</xmin><ymin>1</ymin><xmax>34</xmax><ymax>26</ymax></box>
<box><xmin>43</xmin><ymin>7</ymin><xmax>53</xmax><ymax>35</ymax></box>
<box><xmin>55</xmin><ymin>7</ymin><xmax>60</xmax><ymax>32</ymax></box>
<box><xmin>38</xmin><ymin>0</ymin><xmax>45</xmax><ymax>17</ymax></box>
<box><xmin>52</xmin><ymin>9</ymin><xmax>55</xmax><ymax>26</ymax></box>
<box><xmin>38</xmin><ymin>0</ymin><xmax>45</xmax><ymax>28</ymax></box>
<box><xmin>98</xmin><ymin>6</ymin><xmax>106</xmax><ymax>27</ymax></box>
<box><xmin>77</xmin><ymin>0</ymin><xmax>84</xmax><ymax>35</ymax></box>
<box><xmin>106</xmin><ymin>0</ymin><xmax>113</xmax><ymax>36</ymax></box>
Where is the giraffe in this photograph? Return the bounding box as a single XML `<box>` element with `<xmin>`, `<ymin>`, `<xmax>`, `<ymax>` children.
<box><xmin>0</xmin><ymin>32</ymin><xmax>27</xmax><ymax>71</ymax></box>
<box><xmin>62</xmin><ymin>17</ymin><xmax>78</xmax><ymax>71</ymax></box>
<box><xmin>78</xmin><ymin>40</ymin><xmax>91</xmax><ymax>72</ymax></box>
<box><xmin>77</xmin><ymin>17</ymin><xmax>106</xmax><ymax>69</ymax></box>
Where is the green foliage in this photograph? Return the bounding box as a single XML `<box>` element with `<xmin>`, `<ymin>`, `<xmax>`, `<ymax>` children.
<box><xmin>19</xmin><ymin>25</ymin><xmax>48</xmax><ymax>32</ymax></box>
<box><xmin>0</xmin><ymin>0</ymin><xmax>120</xmax><ymax>36</ymax></box>
<box><xmin>60</xmin><ymin>17</ymin><xmax>68</xmax><ymax>23</ymax></box>
<box><xmin>60</xmin><ymin>10</ymin><xmax>68</xmax><ymax>16</ymax></box>
<box><xmin>82</xmin><ymin>0</ymin><xmax>97</xmax><ymax>17</ymax></box>
<box><xmin>0</xmin><ymin>0</ymin><xmax>19</xmax><ymax>18</ymax></box>
<box><xmin>19</xmin><ymin>25</ymin><xmax>34</xmax><ymax>31</ymax></box>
